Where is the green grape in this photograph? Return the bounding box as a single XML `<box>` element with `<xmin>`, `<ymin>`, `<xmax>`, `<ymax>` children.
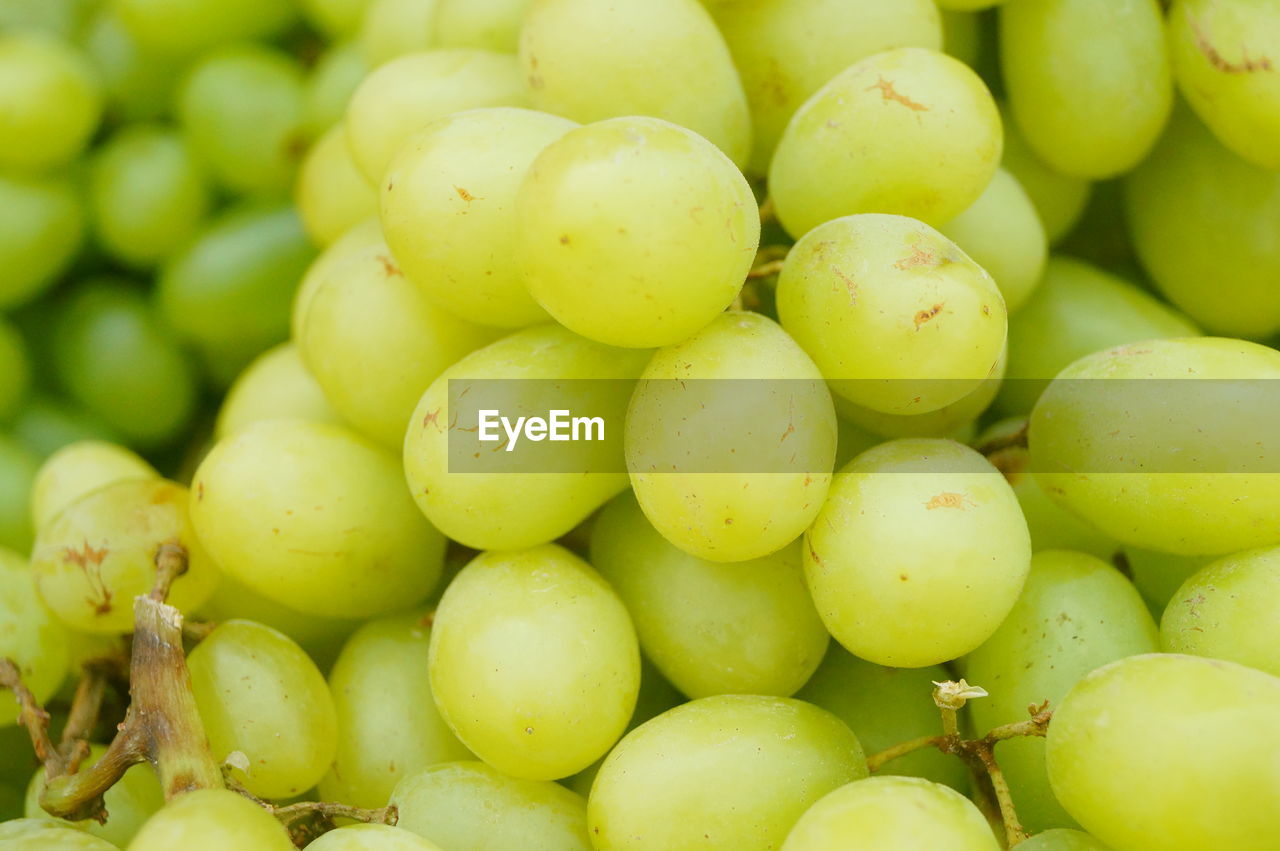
<box><xmin>10</xmin><ymin>398</ymin><xmax>117</xmax><ymax>460</ymax></box>
<box><xmin>114</xmin><ymin>0</ymin><xmax>296</xmax><ymax>56</ymax></box>
<box><xmin>187</xmin><ymin>620</ymin><xmax>337</xmax><ymax>799</ymax></box>
<box><xmin>0</xmin><ymin>32</ymin><xmax>101</xmax><ymax>172</ymax></box>
<box><xmin>1160</xmin><ymin>547</ymin><xmax>1280</xmax><ymax>677</ymax></box>
<box><xmin>157</xmin><ymin>203</ymin><xmax>316</xmax><ymax>385</ymax></box>
<box><xmin>80</xmin><ymin>9</ymin><xmax>180</xmax><ymax>123</ymax></box>
<box><xmin>303</xmin><ymin>0</ymin><xmax>374</xmax><ymax>38</ymax></box>
<box><xmin>0</xmin><ymin>317</ymin><xmax>30</xmax><ymax>422</ymax></box>
<box><xmin>0</xmin><ymin>171</ymin><xmax>84</xmax><ymax>310</ymax></box>
<box><xmin>191</xmin><ymin>419</ymin><xmax>444</xmax><ymax>618</ymax></box>
<box><xmin>0</xmin><ymin>818</ymin><xmax>85</xmax><ymax>840</ymax></box>
<box><xmin>776</xmin><ymin>214</ymin><xmax>1006</xmax><ymax>415</ymax></box>
<box><xmin>0</xmin><ymin>822</ymin><xmax>116</xmax><ymax>849</ymax></box>
<box><xmin>30</xmin><ymin>478</ymin><xmax>219</xmax><ymax>633</ymax></box>
<box><xmin>964</xmin><ymin>550</ymin><xmax>1158</xmax><ymax>831</ymax></box>
<box><xmin>625</xmin><ymin>312</ymin><xmax>834</xmax><ymax>560</ymax></box>
<box><xmin>291</xmin><ymin>217</ymin><xmax>383</xmax><ymax>341</ymax></box>
<box><xmin>519</xmin><ymin>0</ymin><xmax>750</xmax><ymax>167</ymax></box>
<box><xmin>298</xmin><ymin>239</ymin><xmax>497</xmax><ymax>448</ymax></box>
<box><xmin>1046</xmin><ymin>653</ymin><xmax>1280</xmax><ymax>851</ymax></box>
<box><xmin>127</xmin><ymin>788</ymin><xmax>295</xmax><ymax>850</ymax></box>
<box><xmin>51</xmin><ymin>282</ymin><xmax>197</xmax><ymax>449</ymax></box>
<box><xmin>429</xmin><ymin>545</ymin><xmax>639</xmax><ymax>780</ymax></box>
<box><xmin>88</xmin><ymin>125</ymin><xmax>209</xmax><ymax>268</ymax></box>
<box><xmin>433</xmin><ymin>0</ymin><xmax>532</xmax><ymax>52</ymax></box>
<box><xmin>1124</xmin><ymin>547</ymin><xmax>1210</xmax><ymax>616</ymax></box>
<box><xmin>770</xmin><ymin>48</ymin><xmax>1001</xmax><ymax>236</ymax></box>
<box><xmin>1125</xmin><ymin>104</ymin><xmax>1280</xmax><ymax>339</ymax></box>
<box><xmin>1030</xmin><ymin>337</ymin><xmax>1280</xmax><ymax>556</ymax></box>
<box><xmin>345</xmin><ymin>50</ymin><xmax>526</xmax><ymax>184</ymax></box>
<box><xmin>403</xmin><ymin>323</ymin><xmax>648</xmax><ymax>550</ymax></box>
<box><xmin>807</xmin><ymin>439</ymin><xmax>1030</xmax><ymax>667</ymax></box>
<box><xmin>303</xmin><ymin>44</ymin><xmax>369</xmax><ymax>140</ymax></box>
<box><xmin>358</xmin><ymin>0</ymin><xmax>439</xmax><ymax>67</ymax></box>
<box><xmin>307</xmin><ymin>824</ymin><xmax>443</xmax><ymax>850</ymax></box>
<box><xmin>297</xmin><ymin>125</ymin><xmax>378</xmax><ymax>247</ymax></box>
<box><xmin>589</xmin><ymin>695</ymin><xmax>866</xmax><ymax>850</ymax></box>
<box><xmin>711</xmin><ymin>0</ymin><xmax>941</xmax><ymax>174</ymax></box>
<box><xmin>796</xmin><ymin>648</ymin><xmax>969</xmax><ymax>791</ymax></box>
<box><xmin>24</xmin><ymin>744</ymin><xmax>163</xmax><ymax>846</ymax></box>
<box><xmin>591</xmin><ymin>492</ymin><xmax>828</xmax><ymax>698</ymax></box>
<box><xmin>1000</xmin><ymin>0</ymin><xmax>1170</xmax><ymax>179</ymax></box>
<box><xmin>517</xmin><ymin>117</ymin><xmax>758</xmax><ymax>348</ymax></box>
<box><xmin>0</xmin><ymin>436</ymin><xmax>39</xmax><ymax>553</ymax></box>
<box><xmin>1017</xmin><ymin>829</ymin><xmax>1111</xmax><ymax>851</ymax></box>
<box><xmin>381</xmin><ymin>107</ymin><xmax>574</xmax><ymax>328</ymax></box>
<box><xmin>0</xmin><ymin>546</ymin><xmax>68</xmax><ymax>725</ymax></box>
<box><xmin>392</xmin><ymin>761</ymin><xmax>590</xmax><ymax>850</ymax></box>
<box><xmin>1167</xmin><ymin>0</ymin><xmax>1280</xmax><ymax>170</ymax></box>
<box><xmin>214</xmin><ymin>343</ymin><xmax>343</xmax><ymax>440</ymax></box>
<box><xmin>31</xmin><ymin>440</ymin><xmax>156</xmax><ymax>532</ymax></box>
<box><xmin>999</xmin><ymin>103</ymin><xmax>1092</xmax><ymax>245</ymax></box>
<box><xmin>177</xmin><ymin>45</ymin><xmax>306</xmax><ymax>196</ymax></box>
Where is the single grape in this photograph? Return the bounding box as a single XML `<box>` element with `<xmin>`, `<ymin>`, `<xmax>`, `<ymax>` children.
<box><xmin>291</xmin><ymin>218</ymin><xmax>382</xmax><ymax>341</ymax></box>
<box><xmin>0</xmin><ymin>32</ymin><xmax>101</xmax><ymax>172</ymax></box>
<box><xmin>0</xmin><ymin>171</ymin><xmax>85</xmax><ymax>310</ymax></box>
<box><xmin>999</xmin><ymin>102</ymin><xmax>1092</xmax><ymax>245</ymax></box>
<box><xmin>358</xmin><ymin>0</ymin><xmax>439</xmax><ymax>67</ymax></box>
<box><xmin>31</xmin><ymin>440</ymin><xmax>156</xmax><ymax>532</ymax></box>
<box><xmin>296</xmin><ymin>125</ymin><xmax>378</xmax><ymax>247</ymax></box>
<box><xmin>0</xmin><ymin>317</ymin><xmax>30</xmax><ymax>423</ymax></box>
<box><xmin>0</xmin><ymin>822</ymin><xmax>116</xmax><ymax>849</ymax></box>
<box><xmin>432</xmin><ymin>0</ymin><xmax>532</xmax><ymax>52</ymax></box>
<box><xmin>0</xmin><ymin>546</ymin><xmax>69</xmax><ymax>726</ymax></box>
<box><xmin>126</xmin><ymin>788</ymin><xmax>295</xmax><ymax>850</ymax></box>
<box><xmin>24</xmin><ymin>744</ymin><xmax>163</xmax><ymax>846</ymax></box>
<box><xmin>302</xmin><ymin>43</ymin><xmax>369</xmax><ymax>140</ymax></box>
<box><xmin>214</xmin><ymin>343</ymin><xmax>343</xmax><ymax>440</ymax></box>
<box><xmin>305</xmin><ymin>824</ymin><xmax>443</xmax><ymax>850</ymax></box>
<box><xmin>114</xmin><ymin>0</ymin><xmax>296</xmax><ymax>55</ymax></box>
<box><xmin>81</xmin><ymin>9</ymin><xmax>181</xmax><ymax>122</ymax></box>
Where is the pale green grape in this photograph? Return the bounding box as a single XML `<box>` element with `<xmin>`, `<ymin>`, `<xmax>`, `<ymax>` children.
<box><xmin>114</xmin><ymin>0</ymin><xmax>296</xmax><ymax>56</ymax></box>
<box><xmin>999</xmin><ymin>103</ymin><xmax>1091</xmax><ymax>244</ymax></box>
<box><xmin>625</xmin><ymin>311</ymin><xmax>834</xmax><ymax>560</ymax></box>
<box><xmin>391</xmin><ymin>761</ymin><xmax>590</xmax><ymax>850</ymax></box>
<box><xmin>190</xmin><ymin>419</ymin><xmax>445</xmax><ymax>618</ymax></box>
<box><xmin>1124</xmin><ymin>547</ymin><xmax>1210</xmax><ymax>615</ymax></box>
<box><xmin>0</xmin><ymin>171</ymin><xmax>84</xmax><ymax>310</ymax></box>
<box><xmin>964</xmin><ymin>550</ymin><xmax>1158</xmax><ymax>831</ymax></box>
<box><xmin>1160</xmin><ymin>547</ymin><xmax>1280</xmax><ymax>676</ymax></box>
<box><xmin>127</xmin><ymin>788</ymin><xmax>295</xmax><ymax>850</ymax></box>
<box><xmin>796</xmin><ymin>647</ymin><xmax>968</xmax><ymax>790</ymax></box>
<box><xmin>591</xmin><ymin>492</ymin><xmax>828</xmax><ymax>698</ymax></box>
<box><xmin>0</xmin><ymin>822</ymin><xmax>116</xmax><ymax>849</ymax></box>
<box><xmin>81</xmin><ymin>9</ymin><xmax>180</xmax><ymax>123</ymax></box>
<box><xmin>0</xmin><ymin>33</ymin><xmax>101</xmax><ymax>172</ymax></box>
<box><xmin>516</xmin><ymin>116</ymin><xmax>757</xmax><ymax>348</ymax></box>
<box><xmin>433</xmin><ymin>0</ymin><xmax>532</xmax><ymax>52</ymax></box>
<box><xmin>588</xmin><ymin>695</ymin><xmax>866</xmax><ymax>850</ymax></box>
<box><xmin>89</xmin><ymin>125</ymin><xmax>210</xmax><ymax>268</ymax></box>
<box><xmin>358</xmin><ymin>0</ymin><xmax>439</xmax><ymax>67</ymax></box>
<box><xmin>303</xmin><ymin>43</ymin><xmax>369</xmax><ymax>140</ymax></box>
<box><xmin>1017</xmin><ymin>829</ymin><xmax>1111</xmax><ymax>851</ymax></box>
<box><xmin>303</xmin><ymin>0</ymin><xmax>374</xmax><ymax>38</ymax></box>
<box><xmin>519</xmin><ymin>0</ymin><xmax>750</xmax><ymax>166</ymax></box>
<box><xmin>403</xmin><ymin>323</ymin><xmax>648</xmax><ymax>550</ymax></box>
<box><xmin>0</xmin><ymin>437</ymin><xmax>39</xmax><ymax>553</ymax></box>
<box><xmin>31</xmin><ymin>440</ymin><xmax>156</xmax><ymax>532</ymax></box>
<box><xmin>1046</xmin><ymin>653</ymin><xmax>1280</xmax><ymax>851</ymax></box>
<box><xmin>1125</xmin><ymin>104</ymin><xmax>1280</xmax><ymax>339</ymax></box>
<box><xmin>806</xmin><ymin>439</ymin><xmax>1030</xmax><ymax>667</ymax></box>
<box><xmin>345</xmin><ymin>50</ymin><xmax>526</xmax><ymax>183</ymax></box>
<box><xmin>776</xmin><ymin>214</ymin><xmax>1006</xmax><ymax>414</ymax></box>
<box><xmin>782</xmin><ymin>776</ymin><xmax>998</xmax><ymax>850</ymax></box>
<box><xmin>711</xmin><ymin>0</ymin><xmax>941</xmax><ymax>174</ymax></box>
<box><xmin>291</xmin><ymin>217</ymin><xmax>382</xmax><ymax>341</ymax></box>
<box><xmin>1167</xmin><ymin>0</ymin><xmax>1280</xmax><ymax>170</ymax></box>
<box><xmin>325</xmin><ymin>611</ymin><xmax>470</xmax><ymax>809</ymax></box>
<box><xmin>1029</xmin><ymin>337</ymin><xmax>1280</xmax><ymax>556</ymax></box>
<box><xmin>1000</xmin><ymin>0</ymin><xmax>1170</xmax><ymax>178</ymax></box>
<box><xmin>770</xmin><ymin>47</ymin><xmax>1001</xmax><ymax>236</ymax></box>
<box><xmin>0</xmin><ymin>318</ymin><xmax>29</xmax><ymax>422</ymax></box>
<box><xmin>307</xmin><ymin>824</ymin><xmax>443</xmax><ymax>850</ymax></box>
<box><xmin>298</xmin><ymin>238</ymin><xmax>497</xmax><ymax>448</ymax></box>
<box><xmin>10</xmin><ymin>398</ymin><xmax>117</xmax><ymax>460</ymax></box>
<box><xmin>380</xmin><ymin>107</ymin><xmax>575</xmax><ymax>327</ymax></box>
<box><xmin>24</xmin><ymin>744</ymin><xmax>162</xmax><ymax>846</ymax></box>
<box><xmin>0</xmin><ymin>546</ymin><xmax>68</xmax><ymax>726</ymax></box>
<box><xmin>429</xmin><ymin>545</ymin><xmax>639</xmax><ymax>780</ymax></box>
<box><xmin>297</xmin><ymin>125</ymin><xmax>378</xmax><ymax>247</ymax></box>
<box><xmin>215</xmin><ymin>343</ymin><xmax>343</xmax><ymax>440</ymax></box>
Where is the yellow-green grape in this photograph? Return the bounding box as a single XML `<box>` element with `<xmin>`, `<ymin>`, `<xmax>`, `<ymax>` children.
<box><xmin>31</xmin><ymin>440</ymin><xmax>156</xmax><ymax>532</ymax></box>
<box><xmin>806</xmin><ymin>439</ymin><xmax>1030</xmax><ymax>667</ymax></box>
<box><xmin>325</xmin><ymin>611</ymin><xmax>470</xmax><ymax>809</ymax></box>
<box><xmin>1046</xmin><ymin>653</ymin><xmax>1280</xmax><ymax>851</ymax></box>
<box><xmin>770</xmin><ymin>48</ymin><xmax>1001</xmax><ymax>236</ymax></box>
<box><xmin>306</xmin><ymin>824</ymin><xmax>443</xmax><ymax>850</ymax></box>
<box><xmin>0</xmin><ymin>318</ymin><xmax>29</xmax><ymax>422</ymax></box>
<box><xmin>710</xmin><ymin>0</ymin><xmax>941</xmax><ymax>174</ymax></box>
<box><xmin>0</xmin><ymin>437</ymin><xmax>40</xmax><ymax>553</ymax></box>
<box><xmin>297</xmin><ymin>125</ymin><xmax>378</xmax><ymax>247</ymax></box>
<box><xmin>1160</xmin><ymin>548</ymin><xmax>1280</xmax><ymax>677</ymax></box>
<box><xmin>0</xmin><ymin>547</ymin><xmax>68</xmax><ymax>726</ymax></box>
<box><xmin>1017</xmin><ymin>829</ymin><xmax>1111</xmax><ymax>851</ymax></box>
<box><xmin>782</xmin><ymin>776</ymin><xmax>998</xmax><ymax>850</ymax></box>
<box><xmin>346</xmin><ymin>50</ymin><xmax>526</xmax><ymax>184</ymax></box>
<box><xmin>24</xmin><ymin>745</ymin><xmax>162</xmax><ymax>846</ymax></box>
<box><xmin>588</xmin><ymin>695</ymin><xmax>866</xmax><ymax>850</ymax></box>
<box><xmin>187</xmin><ymin>620</ymin><xmax>336</xmax><ymax>799</ymax></box>
<box><xmin>303</xmin><ymin>0</ymin><xmax>374</xmax><ymax>38</ymax></box>
<box><xmin>391</xmin><ymin>761</ymin><xmax>590</xmax><ymax>850</ymax></box>
<box><xmin>432</xmin><ymin>0</ymin><xmax>531</xmax><ymax>52</ymax></box>
<box><xmin>127</xmin><ymin>788</ymin><xmax>295</xmax><ymax>851</ymax></box>
<box><xmin>214</xmin><ymin>343</ymin><xmax>343</xmax><ymax>440</ymax></box>
<box><xmin>358</xmin><ymin>0</ymin><xmax>439</xmax><ymax>67</ymax></box>
<box><xmin>0</xmin><ymin>32</ymin><xmax>101</xmax><ymax>172</ymax></box>
<box><xmin>0</xmin><ymin>171</ymin><xmax>85</xmax><ymax>310</ymax></box>
<box><xmin>964</xmin><ymin>551</ymin><xmax>1158</xmax><ymax>831</ymax></box>
<box><xmin>518</xmin><ymin>0</ymin><xmax>750</xmax><ymax>167</ymax></box>
<box><xmin>591</xmin><ymin>493</ymin><xmax>828</xmax><ymax>698</ymax></box>
<box><xmin>114</xmin><ymin>0</ymin><xmax>295</xmax><ymax>55</ymax></box>
<box><xmin>0</xmin><ymin>822</ymin><xmax>116</xmax><ymax>850</ymax></box>
<box><xmin>30</xmin><ymin>479</ymin><xmax>218</xmax><ymax>633</ymax></box>
<box><xmin>776</xmin><ymin>214</ymin><xmax>1007</xmax><ymax>415</ymax></box>
<box><xmin>303</xmin><ymin>43</ymin><xmax>369</xmax><ymax>140</ymax></box>
<box><xmin>516</xmin><ymin>116</ymin><xmax>758</xmax><ymax>348</ymax></box>
<box><xmin>381</xmin><ymin>107</ymin><xmax>575</xmax><ymax>328</ymax></box>
<box><xmin>1124</xmin><ymin>547</ymin><xmax>1210</xmax><ymax>616</ymax></box>
<box><xmin>429</xmin><ymin>545</ymin><xmax>639</xmax><ymax>780</ymax></box>
<box><xmin>299</xmin><ymin>240</ymin><xmax>497</xmax><ymax>448</ymax></box>
<box><xmin>1000</xmin><ymin>0</ymin><xmax>1170</xmax><ymax>178</ymax></box>
<box><xmin>999</xmin><ymin>104</ymin><xmax>1092</xmax><ymax>245</ymax></box>
<box><xmin>1167</xmin><ymin>0</ymin><xmax>1280</xmax><ymax>170</ymax></box>
<box><xmin>1030</xmin><ymin>337</ymin><xmax>1280</xmax><ymax>556</ymax></box>
<box><xmin>625</xmin><ymin>312</ymin><xmax>834</xmax><ymax>560</ymax></box>
<box><xmin>81</xmin><ymin>9</ymin><xmax>180</xmax><ymax>123</ymax></box>
<box><xmin>291</xmin><ymin>217</ymin><xmax>383</xmax><ymax>341</ymax></box>
<box><xmin>403</xmin><ymin>323</ymin><xmax>648</xmax><ymax>550</ymax></box>
<box><xmin>1125</xmin><ymin>104</ymin><xmax>1280</xmax><ymax>339</ymax></box>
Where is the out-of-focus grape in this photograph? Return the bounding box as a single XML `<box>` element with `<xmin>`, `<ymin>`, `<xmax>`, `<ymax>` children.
<box><xmin>0</xmin><ymin>32</ymin><xmax>101</xmax><ymax>172</ymax></box>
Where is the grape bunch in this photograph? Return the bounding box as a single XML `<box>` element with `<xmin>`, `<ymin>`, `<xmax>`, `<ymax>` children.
<box><xmin>0</xmin><ymin>0</ymin><xmax>1278</xmax><ymax>849</ymax></box>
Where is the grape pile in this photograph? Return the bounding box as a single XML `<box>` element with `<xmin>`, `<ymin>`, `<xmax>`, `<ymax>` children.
<box><xmin>0</xmin><ymin>0</ymin><xmax>1278</xmax><ymax>849</ymax></box>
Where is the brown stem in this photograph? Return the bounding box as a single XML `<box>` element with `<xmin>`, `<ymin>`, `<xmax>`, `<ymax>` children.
<box><xmin>57</xmin><ymin>659</ymin><xmax>115</xmax><ymax>771</ymax></box>
<box><xmin>758</xmin><ymin>196</ymin><xmax>775</xmax><ymax>225</ymax></box>
<box><xmin>0</xmin><ymin>658</ymin><xmax>60</xmax><ymax>769</ymax></box>
<box><xmin>225</xmin><ymin>771</ymin><xmax>398</xmax><ymax>849</ymax></box>
<box><xmin>746</xmin><ymin>259</ymin><xmax>786</xmax><ymax>279</ymax></box>
<box><xmin>974</xmin><ymin>422</ymin><xmax>1029</xmax><ymax>457</ymax></box>
<box><xmin>182</xmin><ymin>620</ymin><xmax>218</xmax><ymax>643</ymax></box>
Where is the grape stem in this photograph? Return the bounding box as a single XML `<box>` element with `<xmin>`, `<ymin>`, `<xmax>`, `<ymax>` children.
<box><xmin>746</xmin><ymin>259</ymin><xmax>786</xmax><ymax>280</ymax></box>
<box><xmin>974</xmin><ymin>422</ymin><xmax>1029</xmax><ymax>457</ymax></box>
<box><xmin>223</xmin><ymin>772</ymin><xmax>398</xmax><ymax>847</ymax></box>
<box><xmin>758</xmin><ymin>196</ymin><xmax>775</xmax><ymax>225</ymax></box>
